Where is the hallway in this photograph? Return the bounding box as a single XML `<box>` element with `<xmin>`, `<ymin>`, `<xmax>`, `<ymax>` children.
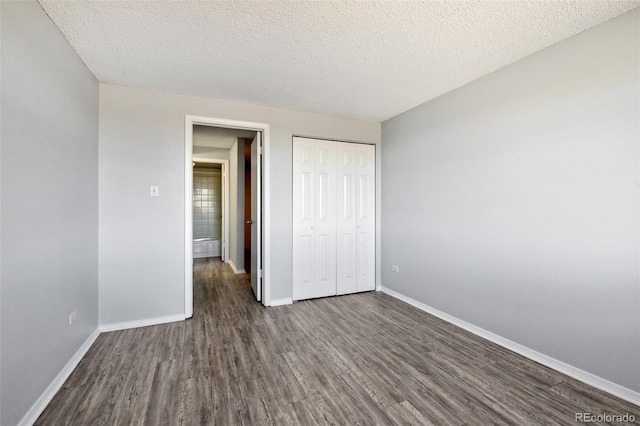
<box><xmin>36</xmin><ymin>258</ymin><xmax>639</xmax><ymax>425</ymax></box>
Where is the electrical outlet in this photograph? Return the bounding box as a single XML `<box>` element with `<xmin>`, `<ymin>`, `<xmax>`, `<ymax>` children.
<box><xmin>391</xmin><ymin>265</ymin><xmax>399</xmax><ymax>273</ymax></box>
<box><xmin>69</xmin><ymin>310</ymin><xmax>77</xmax><ymax>325</ymax></box>
<box><xmin>150</xmin><ymin>185</ymin><xmax>159</xmax><ymax>197</ymax></box>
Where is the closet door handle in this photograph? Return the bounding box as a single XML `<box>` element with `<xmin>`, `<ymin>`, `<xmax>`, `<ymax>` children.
<box><xmin>311</xmin><ymin>226</ymin><xmax>315</xmax><ymax>230</ymax></box>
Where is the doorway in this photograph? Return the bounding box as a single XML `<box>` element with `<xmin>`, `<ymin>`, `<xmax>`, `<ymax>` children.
<box><xmin>185</xmin><ymin>116</ymin><xmax>272</xmax><ymax>317</ymax></box>
<box><xmin>192</xmin><ymin>160</ymin><xmax>229</xmax><ymax>261</ymax></box>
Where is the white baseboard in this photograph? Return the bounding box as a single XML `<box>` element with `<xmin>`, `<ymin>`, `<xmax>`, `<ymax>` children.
<box><xmin>269</xmin><ymin>297</ymin><xmax>293</xmax><ymax>307</ymax></box>
<box><xmin>226</xmin><ymin>260</ymin><xmax>246</xmax><ymax>274</ymax></box>
<box><xmin>99</xmin><ymin>314</ymin><xmax>185</xmax><ymax>332</ymax></box>
<box><xmin>19</xmin><ymin>328</ymin><xmax>101</xmax><ymax>426</ymax></box>
<box><xmin>380</xmin><ymin>286</ymin><xmax>640</xmax><ymax>407</ymax></box>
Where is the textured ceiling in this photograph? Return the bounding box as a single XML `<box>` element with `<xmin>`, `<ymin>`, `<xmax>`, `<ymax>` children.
<box><xmin>40</xmin><ymin>1</ymin><xmax>639</xmax><ymax>121</ymax></box>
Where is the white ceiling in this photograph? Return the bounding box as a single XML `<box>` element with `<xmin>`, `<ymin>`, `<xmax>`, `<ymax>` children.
<box><xmin>40</xmin><ymin>1</ymin><xmax>639</xmax><ymax>122</ymax></box>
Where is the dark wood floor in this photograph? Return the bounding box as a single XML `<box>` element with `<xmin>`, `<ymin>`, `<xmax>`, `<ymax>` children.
<box><xmin>37</xmin><ymin>257</ymin><xmax>639</xmax><ymax>425</ymax></box>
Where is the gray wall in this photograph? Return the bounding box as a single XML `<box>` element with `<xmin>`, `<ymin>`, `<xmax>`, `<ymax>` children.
<box><xmin>192</xmin><ymin>146</ymin><xmax>230</xmax><ymax>160</ymax></box>
<box><xmin>382</xmin><ymin>9</ymin><xmax>640</xmax><ymax>392</ymax></box>
<box><xmin>99</xmin><ymin>83</ymin><xmax>380</xmax><ymax>324</ymax></box>
<box><xmin>0</xmin><ymin>2</ymin><xmax>99</xmax><ymax>425</ymax></box>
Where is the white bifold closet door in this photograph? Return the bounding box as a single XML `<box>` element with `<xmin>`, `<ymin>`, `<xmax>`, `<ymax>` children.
<box><xmin>293</xmin><ymin>137</ymin><xmax>375</xmax><ymax>301</ymax></box>
<box><xmin>293</xmin><ymin>138</ymin><xmax>337</xmax><ymax>301</ymax></box>
<box><xmin>336</xmin><ymin>142</ymin><xmax>375</xmax><ymax>294</ymax></box>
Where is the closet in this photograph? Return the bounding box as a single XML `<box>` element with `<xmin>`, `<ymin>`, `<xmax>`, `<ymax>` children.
<box><xmin>293</xmin><ymin>136</ymin><xmax>375</xmax><ymax>301</ymax></box>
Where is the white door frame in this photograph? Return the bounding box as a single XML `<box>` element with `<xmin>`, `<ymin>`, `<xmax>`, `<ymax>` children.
<box><xmin>185</xmin><ymin>115</ymin><xmax>271</xmax><ymax>318</ymax></box>
<box><xmin>192</xmin><ymin>158</ymin><xmax>230</xmax><ymax>262</ymax></box>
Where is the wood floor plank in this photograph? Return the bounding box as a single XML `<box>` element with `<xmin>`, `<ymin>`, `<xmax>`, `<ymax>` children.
<box><xmin>271</xmin><ymin>399</ymin><xmax>329</xmax><ymax>426</ymax></box>
<box><xmin>385</xmin><ymin>401</ymin><xmax>435</xmax><ymax>426</ymax></box>
<box><xmin>107</xmin><ymin>354</ymin><xmax>158</xmax><ymax>426</ymax></box>
<box><xmin>144</xmin><ymin>360</ymin><xmax>182</xmax><ymax>426</ymax></box>
<box><xmin>36</xmin><ymin>257</ymin><xmax>640</xmax><ymax>425</ymax></box>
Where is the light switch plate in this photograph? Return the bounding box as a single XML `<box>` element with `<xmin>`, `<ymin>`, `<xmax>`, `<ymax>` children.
<box><xmin>150</xmin><ymin>185</ymin><xmax>159</xmax><ymax>197</ymax></box>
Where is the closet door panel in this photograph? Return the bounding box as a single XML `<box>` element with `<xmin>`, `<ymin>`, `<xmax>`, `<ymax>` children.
<box><xmin>313</xmin><ymin>140</ymin><xmax>337</xmax><ymax>298</ymax></box>
<box><xmin>356</xmin><ymin>144</ymin><xmax>376</xmax><ymax>292</ymax></box>
<box><xmin>293</xmin><ymin>138</ymin><xmax>317</xmax><ymax>301</ymax></box>
<box><xmin>336</xmin><ymin>142</ymin><xmax>358</xmax><ymax>295</ymax></box>
<box><xmin>300</xmin><ymin>235</ymin><xmax>314</xmax><ymax>284</ymax></box>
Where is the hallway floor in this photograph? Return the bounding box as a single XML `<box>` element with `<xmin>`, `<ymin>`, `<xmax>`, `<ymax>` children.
<box><xmin>36</xmin><ymin>258</ymin><xmax>639</xmax><ymax>425</ymax></box>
